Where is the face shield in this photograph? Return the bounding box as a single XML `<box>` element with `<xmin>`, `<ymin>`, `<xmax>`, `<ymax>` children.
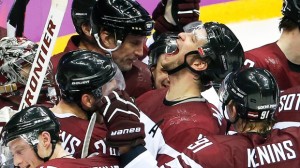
<box><xmin>0</xmin><ymin>144</ymin><xmax>13</xmax><ymax>168</ymax></box>
<box><xmin>184</xmin><ymin>21</ymin><xmax>223</xmax><ymax>68</ymax></box>
<box><xmin>91</xmin><ymin>63</ymin><xmax>126</xmax><ymax>98</ymax></box>
<box><xmin>0</xmin><ymin>133</ymin><xmax>39</xmax><ymax>168</ymax></box>
<box><xmin>218</xmin><ymin>73</ymin><xmax>232</xmax><ymax>120</ymax></box>
<box><xmin>101</xmin><ymin>64</ymin><xmax>126</xmax><ymax>96</ymax></box>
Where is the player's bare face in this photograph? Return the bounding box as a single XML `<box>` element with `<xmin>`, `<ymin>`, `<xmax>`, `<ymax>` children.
<box><xmin>8</xmin><ymin>138</ymin><xmax>43</xmax><ymax>168</ymax></box>
<box><xmin>112</xmin><ymin>35</ymin><xmax>146</xmax><ymax>71</ymax></box>
<box><xmin>161</xmin><ymin>27</ymin><xmax>208</xmax><ymax>71</ymax></box>
<box><xmin>151</xmin><ymin>54</ymin><xmax>170</xmax><ymax>89</ymax></box>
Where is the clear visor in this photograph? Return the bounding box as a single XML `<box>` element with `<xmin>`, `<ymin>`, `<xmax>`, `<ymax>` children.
<box><xmin>1</xmin><ymin>134</ymin><xmax>36</xmax><ymax>168</ymax></box>
<box><xmin>0</xmin><ymin>145</ymin><xmax>13</xmax><ymax>168</ymax></box>
<box><xmin>218</xmin><ymin>73</ymin><xmax>232</xmax><ymax>104</ymax></box>
<box><xmin>183</xmin><ymin>21</ymin><xmax>209</xmax><ymax>58</ymax></box>
<box><xmin>101</xmin><ymin>63</ymin><xmax>126</xmax><ymax>97</ymax></box>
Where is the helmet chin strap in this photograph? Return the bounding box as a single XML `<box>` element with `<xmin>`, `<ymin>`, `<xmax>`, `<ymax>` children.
<box><xmin>167</xmin><ymin>50</ymin><xmax>201</xmax><ymax>75</ymax></box>
<box><xmin>93</xmin><ymin>33</ymin><xmax>122</xmax><ymax>57</ymax></box>
<box><xmin>33</xmin><ymin>142</ymin><xmax>56</xmax><ymax>162</ymax></box>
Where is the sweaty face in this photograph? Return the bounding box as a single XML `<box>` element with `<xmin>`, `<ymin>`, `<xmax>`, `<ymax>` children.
<box><xmin>8</xmin><ymin>138</ymin><xmax>43</xmax><ymax>168</ymax></box>
<box><xmin>151</xmin><ymin>54</ymin><xmax>170</xmax><ymax>89</ymax></box>
<box><xmin>161</xmin><ymin>25</ymin><xmax>208</xmax><ymax>72</ymax></box>
<box><xmin>112</xmin><ymin>34</ymin><xmax>146</xmax><ymax>71</ymax></box>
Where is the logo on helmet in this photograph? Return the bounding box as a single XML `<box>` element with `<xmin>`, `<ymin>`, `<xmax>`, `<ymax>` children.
<box><xmin>145</xmin><ymin>21</ymin><xmax>154</xmax><ymax>30</ymax></box>
<box><xmin>257</xmin><ymin>104</ymin><xmax>277</xmax><ymax>110</ymax></box>
<box><xmin>72</xmin><ymin>80</ymin><xmax>89</xmax><ymax>85</ymax></box>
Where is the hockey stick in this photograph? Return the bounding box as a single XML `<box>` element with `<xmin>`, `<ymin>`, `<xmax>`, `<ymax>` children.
<box><xmin>18</xmin><ymin>0</ymin><xmax>68</xmax><ymax>111</ymax></box>
<box><xmin>81</xmin><ymin>112</ymin><xmax>97</xmax><ymax>158</ymax></box>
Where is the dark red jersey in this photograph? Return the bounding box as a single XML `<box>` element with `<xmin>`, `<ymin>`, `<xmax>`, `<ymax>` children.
<box><xmin>120</xmin><ymin>125</ymin><xmax>300</xmax><ymax>168</ymax></box>
<box><xmin>50</xmin><ymin>35</ymin><xmax>152</xmax><ymax>98</ymax></box>
<box><xmin>275</xmin><ymin>86</ymin><xmax>300</xmax><ymax>122</ymax></box>
<box><xmin>244</xmin><ymin>42</ymin><xmax>300</xmax><ymax>90</ymax></box>
<box><xmin>55</xmin><ymin>113</ymin><xmax>119</xmax><ymax>159</ymax></box>
<box><xmin>39</xmin><ymin>155</ymin><xmax>119</xmax><ymax>168</ymax></box>
<box><xmin>136</xmin><ymin>88</ymin><xmax>227</xmax><ymax>166</ymax></box>
<box><xmin>122</xmin><ymin>60</ymin><xmax>152</xmax><ymax>98</ymax></box>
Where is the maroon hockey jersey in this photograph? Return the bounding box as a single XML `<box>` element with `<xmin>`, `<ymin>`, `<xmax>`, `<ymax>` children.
<box><xmin>55</xmin><ymin>113</ymin><xmax>119</xmax><ymax>160</ymax></box>
<box><xmin>50</xmin><ymin>35</ymin><xmax>152</xmax><ymax>98</ymax></box>
<box><xmin>275</xmin><ymin>86</ymin><xmax>300</xmax><ymax>122</ymax></box>
<box><xmin>177</xmin><ymin>125</ymin><xmax>300</xmax><ymax>168</ymax></box>
<box><xmin>136</xmin><ymin>88</ymin><xmax>227</xmax><ymax>166</ymax></box>
<box><xmin>244</xmin><ymin>42</ymin><xmax>300</xmax><ymax>90</ymax></box>
<box><xmin>39</xmin><ymin>155</ymin><xmax>119</xmax><ymax>168</ymax></box>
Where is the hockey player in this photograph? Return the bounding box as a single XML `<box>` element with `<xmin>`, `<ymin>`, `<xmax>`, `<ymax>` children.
<box><xmin>51</xmin><ymin>0</ymin><xmax>154</xmax><ymax>98</ymax></box>
<box><xmin>97</xmin><ymin>67</ymin><xmax>300</xmax><ymax>167</ymax></box>
<box><xmin>244</xmin><ymin>0</ymin><xmax>300</xmax><ymax>90</ymax></box>
<box><xmin>148</xmin><ymin>32</ymin><xmax>178</xmax><ymax>89</ymax></box>
<box><xmin>135</xmin><ymin>21</ymin><xmax>244</xmax><ymax>165</ymax></box>
<box><xmin>274</xmin><ymin>85</ymin><xmax>300</xmax><ymax>127</ymax></box>
<box><xmin>51</xmin><ymin>50</ymin><xmax>125</xmax><ymax>160</ymax></box>
<box><xmin>144</xmin><ymin>0</ymin><xmax>200</xmax><ymax>62</ymax></box>
<box><xmin>0</xmin><ymin>37</ymin><xmax>57</xmax><ymax>110</ymax></box>
<box><xmin>0</xmin><ymin>106</ymin><xmax>119</xmax><ymax>167</ymax></box>
<box><xmin>151</xmin><ymin>0</ymin><xmax>200</xmax><ymax>38</ymax></box>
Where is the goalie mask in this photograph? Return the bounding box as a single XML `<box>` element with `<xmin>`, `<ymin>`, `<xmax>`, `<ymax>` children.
<box><xmin>219</xmin><ymin>67</ymin><xmax>279</xmax><ymax>121</ymax></box>
<box><xmin>0</xmin><ymin>37</ymin><xmax>57</xmax><ymax>104</ymax></box>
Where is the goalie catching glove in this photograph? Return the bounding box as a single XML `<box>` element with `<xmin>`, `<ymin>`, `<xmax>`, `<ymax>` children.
<box><xmin>96</xmin><ymin>90</ymin><xmax>145</xmax><ymax>147</ymax></box>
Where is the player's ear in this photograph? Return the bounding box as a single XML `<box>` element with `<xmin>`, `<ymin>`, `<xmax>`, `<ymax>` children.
<box><xmin>81</xmin><ymin>94</ymin><xmax>94</xmax><ymax>109</ymax></box>
<box><xmin>99</xmin><ymin>29</ymin><xmax>115</xmax><ymax>47</ymax></box>
<box><xmin>191</xmin><ymin>58</ymin><xmax>207</xmax><ymax>71</ymax></box>
<box><xmin>40</xmin><ymin>131</ymin><xmax>52</xmax><ymax>148</ymax></box>
<box><xmin>81</xmin><ymin>23</ymin><xmax>92</xmax><ymax>37</ymax></box>
<box><xmin>227</xmin><ymin>100</ymin><xmax>237</xmax><ymax>122</ymax></box>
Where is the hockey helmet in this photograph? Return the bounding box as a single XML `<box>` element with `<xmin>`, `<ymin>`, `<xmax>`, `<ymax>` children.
<box><xmin>282</xmin><ymin>0</ymin><xmax>300</xmax><ymax>26</ymax></box>
<box><xmin>219</xmin><ymin>67</ymin><xmax>279</xmax><ymax>121</ymax></box>
<box><xmin>1</xmin><ymin>106</ymin><xmax>60</xmax><ymax>146</ymax></box>
<box><xmin>90</xmin><ymin>0</ymin><xmax>154</xmax><ymax>41</ymax></box>
<box><xmin>148</xmin><ymin>32</ymin><xmax>178</xmax><ymax>68</ymax></box>
<box><xmin>71</xmin><ymin>0</ymin><xmax>98</xmax><ymax>35</ymax></box>
<box><xmin>182</xmin><ymin>21</ymin><xmax>245</xmax><ymax>86</ymax></box>
<box><xmin>56</xmin><ymin>50</ymin><xmax>125</xmax><ymax>102</ymax></box>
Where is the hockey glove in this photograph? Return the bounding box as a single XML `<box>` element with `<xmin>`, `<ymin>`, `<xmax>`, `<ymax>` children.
<box><xmin>96</xmin><ymin>90</ymin><xmax>145</xmax><ymax>147</ymax></box>
<box><xmin>152</xmin><ymin>0</ymin><xmax>200</xmax><ymax>36</ymax></box>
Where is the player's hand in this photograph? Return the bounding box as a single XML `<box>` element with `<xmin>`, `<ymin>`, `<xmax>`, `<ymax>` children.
<box><xmin>96</xmin><ymin>90</ymin><xmax>145</xmax><ymax>147</ymax></box>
